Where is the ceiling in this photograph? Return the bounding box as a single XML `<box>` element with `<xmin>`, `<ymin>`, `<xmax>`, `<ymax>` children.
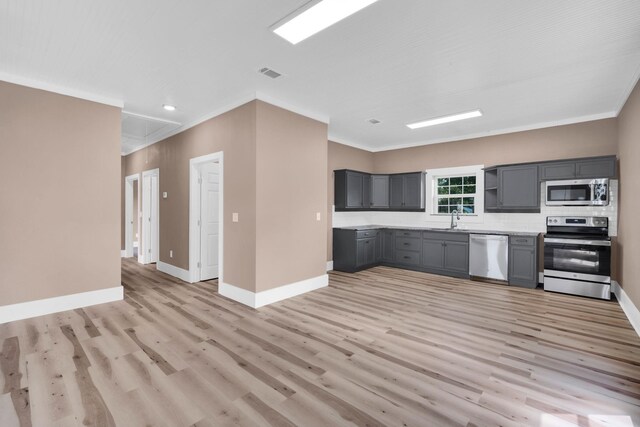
<box><xmin>1</xmin><ymin>0</ymin><xmax>639</xmax><ymax>154</ymax></box>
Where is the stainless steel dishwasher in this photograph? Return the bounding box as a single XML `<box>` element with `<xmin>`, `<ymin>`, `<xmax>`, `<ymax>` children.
<box><xmin>469</xmin><ymin>234</ymin><xmax>509</xmax><ymax>281</ymax></box>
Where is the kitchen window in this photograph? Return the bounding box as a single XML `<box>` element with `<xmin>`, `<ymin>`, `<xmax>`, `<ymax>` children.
<box><xmin>435</xmin><ymin>175</ymin><xmax>477</xmax><ymax>214</ymax></box>
<box><xmin>425</xmin><ymin>165</ymin><xmax>484</xmax><ymax>218</ymax></box>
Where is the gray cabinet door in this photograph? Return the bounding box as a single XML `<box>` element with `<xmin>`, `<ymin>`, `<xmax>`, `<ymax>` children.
<box><xmin>539</xmin><ymin>162</ymin><xmax>576</xmax><ymax>180</ymax></box>
<box><xmin>389</xmin><ymin>175</ymin><xmax>404</xmax><ymax>209</ymax></box>
<box><xmin>575</xmin><ymin>158</ymin><xmax>616</xmax><ymax>178</ymax></box>
<box><xmin>498</xmin><ymin>165</ymin><xmax>539</xmax><ymax>209</ymax></box>
<box><xmin>371</xmin><ymin>175</ymin><xmax>389</xmax><ymax>208</ymax></box>
<box><xmin>443</xmin><ymin>242</ymin><xmax>469</xmax><ymax>273</ymax></box>
<box><xmin>362</xmin><ymin>174</ymin><xmax>371</xmax><ymax>209</ymax></box>
<box><xmin>381</xmin><ymin>230</ymin><xmax>394</xmax><ymax>262</ymax></box>
<box><xmin>346</xmin><ymin>171</ymin><xmax>364</xmax><ymax>208</ymax></box>
<box><xmin>403</xmin><ymin>173</ymin><xmax>423</xmax><ymax>209</ymax></box>
<box><xmin>422</xmin><ymin>239</ymin><xmax>444</xmax><ymax>269</ymax></box>
<box><xmin>509</xmin><ymin>245</ymin><xmax>537</xmax><ymax>287</ymax></box>
<box><xmin>356</xmin><ymin>237</ymin><xmax>376</xmax><ymax>267</ymax></box>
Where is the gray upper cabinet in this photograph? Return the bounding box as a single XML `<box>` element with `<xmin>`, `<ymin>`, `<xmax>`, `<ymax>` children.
<box><xmin>575</xmin><ymin>158</ymin><xmax>616</xmax><ymax>178</ymax></box>
<box><xmin>335</xmin><ymin>170</ymin><xmax>370</xmax><ymax>210</ymax></box>
<box><xmin>335</xmin><ymin>170</ymin><xmax>423</xmax><ymax>211</ymax></box>
<box><xmin>389</xmin><ymin>173</ymin><xmax>425</xmax><ymax>210</ymax></box>
<box><xmin>539</xmin><ymin>162</ymin><xmax>576</xmax><ymax>180</ymax></box>
<box><xmin>389</xmin><ymin>175</ymin><xmax>404</xmax><ymax>209</ymax></box>
<box><xmin>370</xmin><ymin>175</ymin><xmax>390</xmax><ymax>208</ymax></box>
<box><xmin>538</xmin><ymin>156</ymin><xmax>616</xmax><ymax>181</ymax></box>
<box><xmin>498</xmin><ymin>165</ymin><xmax>539</xmax><ymax>210</ymax></box>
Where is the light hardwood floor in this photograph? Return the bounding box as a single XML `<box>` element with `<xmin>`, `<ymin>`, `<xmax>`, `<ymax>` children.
<box><xmin>1</xmin><ymin>258</ymin><xmax>639</xmax><ymax>426</ymax></box>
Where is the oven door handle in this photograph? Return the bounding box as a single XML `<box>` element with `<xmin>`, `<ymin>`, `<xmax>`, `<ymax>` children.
<box><xmin>544</xmin><ymin>238</ymin><xmax>611</xmax><ymax>247</ymax></box>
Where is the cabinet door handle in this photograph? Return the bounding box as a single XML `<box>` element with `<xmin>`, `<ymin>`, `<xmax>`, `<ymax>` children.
<box><xmin>403</xmin><ymin>256</ymin><xmax>410</xmax><ymax>259</ymax></box>
<box><xmin>403</xmin><ymin>243</ymin><xmax>410</xmax><ymax>246</ymax></box>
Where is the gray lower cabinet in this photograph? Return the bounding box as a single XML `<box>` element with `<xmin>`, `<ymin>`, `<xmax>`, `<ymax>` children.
<box><xmin>420</xmin><ymin>232</ymin><xmax>469</xmax><ymax>278</ymax></box>
<box><xmin>443</xmin><ymin>241</ymin><xmax>469</xmax><ymax>274</ymax></box>
<box><xmin>335</xmin><ymin>228</ymin><xmax>537</xmax><ymax>285</ymax></box>
<box><xmin>333</xmin><ymin>229</ymin><xmax>380</xmax><ymax>272</ymax></box>
<box><xmin>381</xmin><ymin>230</ymin><xmax>395</xmax><ymax>262</ymax></box>
<box><xmin>508</xmin><ymin>236</ymin><xmax>538</xmax><ymax>288</ymax></box>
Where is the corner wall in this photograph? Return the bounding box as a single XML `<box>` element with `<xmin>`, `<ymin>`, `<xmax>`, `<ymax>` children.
<box><xmin>0</xmin><ymin>81</ymin><xmax>121</xmax><ymax>306</ymax></box>
<box><xmin>122</xmin><ymin>101</ymin><xmax>258</xmax><ymax>292</ymax></box>
<box><xmin>617</xmin><ymin>79</ymin><xmax>640</xmax><ymax>310</ymax></box>
<box><xmin>255</xmin><ymin>101</ymin><xmax>328</xmax><ymax>292</ymax></box>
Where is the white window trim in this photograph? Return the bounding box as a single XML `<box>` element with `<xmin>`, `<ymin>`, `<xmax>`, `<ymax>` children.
<box><xmin>425</xmin><ymin>165</ymin><xmax>485</xmax><ymax>224</ymax></box>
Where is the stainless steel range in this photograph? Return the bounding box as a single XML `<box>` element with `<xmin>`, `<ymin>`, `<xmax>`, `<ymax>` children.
<box><xmin>543</xmin><ymin>216</ymin><xmax>611</xmax><ymax>300</ymax></box>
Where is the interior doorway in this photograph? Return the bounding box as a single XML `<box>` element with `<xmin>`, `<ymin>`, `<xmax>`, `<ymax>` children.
<box><xmin>124</xmin><ymin>173</ymin><xmax>141</xmax><ymax>260</ymax></box>
<box><xmin>189</xmin><ymin>152</ymin><xmax>223</xmax><ymax>283</ymax></box>
<box><xmin>141</xmin><ymin>168</ymin><xmax>159</xmax><ymax>264</ymax></box>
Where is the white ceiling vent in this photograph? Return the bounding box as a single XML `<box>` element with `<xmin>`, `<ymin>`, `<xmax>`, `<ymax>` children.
<box><xmin>121</xmin><ymin>111</ymin><xmax>182</xmax><ymax>155</ymax></box>
<box><xmin>367</xmin><ymin>118</ymin><xmax>381</xmax><ymax>124</ymax></box>
<box><xmin>259</xmin><ymin>67</ymin><xmax>282</xmax><ymax>79</ymax></box>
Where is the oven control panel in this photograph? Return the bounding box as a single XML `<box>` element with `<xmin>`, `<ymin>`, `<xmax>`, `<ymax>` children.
<box><xmin>547</xmin><ymin>216</ymin><xmax>608</xmax><ymax>227</ymax></box>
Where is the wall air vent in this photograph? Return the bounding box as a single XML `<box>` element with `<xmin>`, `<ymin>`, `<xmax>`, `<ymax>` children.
<box><xmin>259</xmin><ymin>67</ymin><xmax>282</xmax><ymax>79</ymax></box>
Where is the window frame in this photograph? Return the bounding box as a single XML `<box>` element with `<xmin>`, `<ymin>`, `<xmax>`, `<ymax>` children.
<box><xmin>425</xmin><ymin>165</ymin><xmax>485</xmax><ymax>222</ymax></box>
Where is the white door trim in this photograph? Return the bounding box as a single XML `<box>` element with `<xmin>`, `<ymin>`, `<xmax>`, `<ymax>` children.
<box><xmin>124</xmin><ymin>173</ymin><xmax>140</xmax><ymax>258</ymax></box>
<box><xmin>189</xmin><ymin>152</ymin><xmax>224</xmax><ymax>283</ymax></box>
<box><xmin>141</xmin><ymin>168</ymin><xmax>160</xmax><ymax>264</ymax></box>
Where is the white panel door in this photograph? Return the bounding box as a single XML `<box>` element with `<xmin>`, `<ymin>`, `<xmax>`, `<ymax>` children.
<box><xmin>150</xmin><ymin>174</ymin><xmax>159</xmax><ymax>263</ymax></box>
<box><xmin>199</xmin><ymin>162</ymin><xmax>219</xmax><ymax>280</ymax></box>
<box><xmin>142</xmin><ymin>172</ymin><xmax>159</xmax><ymax>264</ymax></box>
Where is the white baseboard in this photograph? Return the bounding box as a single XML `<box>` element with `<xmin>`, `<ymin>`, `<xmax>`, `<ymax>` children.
<box><xmin>326</xmin><ymin>261</ymin><xmax>334</xmax><ymax>271</ymax></box>
<box><xmin>121</xmin><ymin>250</ymin><xmax>126</xmax><ymax>258</ymax></box>
<box><xmin>157</xmin><ymin>261</ymin><xmax>191</xmax><ymax>283</ymax></box>
<box><xmin>0</xmin><ymin>286</ymin><xmax>123</xmax><ymax>324</ymax></box>
<box><xmin>612</xmin><ymin>281</ymin><xmax>640</xmax><ymax>338</ymax></box>
<box><xmin>219</xmin><ymin>274</ymin><xmax>329</xmax><ymax>309</ymax></box>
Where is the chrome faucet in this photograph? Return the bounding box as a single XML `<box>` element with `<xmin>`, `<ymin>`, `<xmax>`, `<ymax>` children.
<box><xmin>450</xmin><ymin>209</ymin><xmax>460</xmax><ymax>229</ymax></box>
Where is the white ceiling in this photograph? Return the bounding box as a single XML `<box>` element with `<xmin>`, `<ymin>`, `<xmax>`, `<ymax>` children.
<box><xmin>1</xmin><ymin>0</ymin><xmax>639</xmax><ymax>153</ymax></box>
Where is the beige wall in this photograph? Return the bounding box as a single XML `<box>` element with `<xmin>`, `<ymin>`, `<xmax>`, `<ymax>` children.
<box><xmin>372</xmin><ymin>119</ymin><xmax>618</xmax><ymax>172</ymax></box>
<box><xmin>255</xmin><ymin>101</ymin><xmax>328</xmax><ymax>292</ymax></box>
<box><xmin>122</xmin><ymin>100</ymin><xmax>328</xmax><ymax>294</ymax></box>
<box><xmin>123</xmin><ymin>101</ymin><xmax>257</xmax><ymax>291</ymax></box>
<box><xmin>617</xmin><ymin>80</ymin><xmax>640</xmax><ymax>309</ymax></box>
<box><xmin>0</xmin><ymin>81</ymin><xmax>121</xmax><ymax>305</ymax></box>
<box><xmin>327</xmin><ymin>141</ymin><xmax>375</xmax><ymax>261</ymax></box>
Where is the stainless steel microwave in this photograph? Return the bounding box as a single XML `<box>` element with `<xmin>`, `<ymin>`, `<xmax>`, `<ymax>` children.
<box><xmin>545</xmin><ymin>178</ymin><xmax>609</xmax><ymax>206</ymax></box>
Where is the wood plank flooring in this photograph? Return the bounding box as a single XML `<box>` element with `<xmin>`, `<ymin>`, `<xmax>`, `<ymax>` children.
<box><xmin>1</xmin><ymin>258</ymin><xmax>639</xmax><ymax>426</ymax></box>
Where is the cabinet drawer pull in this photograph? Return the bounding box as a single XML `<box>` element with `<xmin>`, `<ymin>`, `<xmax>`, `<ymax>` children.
<box><xmin>403</xmin><ymin>243</ymin><xmax>410</xmax><ymax>246</ymax></box>
<box><xmin>403</xmin><ymin>256</ymin><xmax>410</xmax><ymax>259</ymax></box>
<box><xmin>515</xmin><ymin>238</ymin><xmax>527</xmax><ymax>243</ymax></box>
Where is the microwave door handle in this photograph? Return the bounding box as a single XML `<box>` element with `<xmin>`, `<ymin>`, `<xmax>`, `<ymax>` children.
<box><xmin>544</xmin><ymin>238</ymin><xmax>611</xmax><ymax>246</ymax></box>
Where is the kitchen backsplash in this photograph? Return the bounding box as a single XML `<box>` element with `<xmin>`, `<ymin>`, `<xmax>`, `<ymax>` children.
<box><xmin>333</xmin><ymin>180</ymin><xmax>619</xmax><ymax>236</ymax></box>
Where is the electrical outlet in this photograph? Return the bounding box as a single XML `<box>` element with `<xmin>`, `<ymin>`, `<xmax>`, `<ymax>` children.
<box><xmin>169</xmin><ymin>250</ymin><xmax>173</xmax><ymax>258</ymax></box>
<box><xmin>232</xmin><ymin>213</ymin><xmax>239</xmax><ymax>222</ymax></box>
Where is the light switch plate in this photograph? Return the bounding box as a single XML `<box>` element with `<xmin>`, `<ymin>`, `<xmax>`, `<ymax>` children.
<box><xmin>232</xmin><ymin>213</ymin><xmax>239</xmax><ymax>222</ymax></box>
<box><xmin>163</xmin><ymin>192</ymin><xmax>168</xmax><ymax>199</ymax></box>
<box><xmin>169</xmin><ymin>250</ymin><xmax>173</xmax><ymax>258</ymax></box>
<box><xmin>316</xmin><ymin>212</ymin><xmax>321</xmax><ymax>221</ymax></box>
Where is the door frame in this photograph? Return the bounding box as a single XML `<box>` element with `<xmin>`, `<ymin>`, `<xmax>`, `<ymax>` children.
<box><xmin>189</xmin><ymin>151</ymin><xmax>224</xmax><ymax>283</ymax></box>
<box><xmin>124</xmin><ymin>173</ymin><xmax>141</xmax><ymax>259</ymax></box>
<box><xmin>141</xmin><ymin>168</ymin><xmax>160</xmax><ymax>264</ymax></box>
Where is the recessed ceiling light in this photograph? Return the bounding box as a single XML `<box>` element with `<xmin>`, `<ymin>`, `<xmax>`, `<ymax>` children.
<box><xmin>163</xmin><ymin>104</ymin><xmax>176</xmax><ymax>111</ymax></box>
<box><xmin>407</xmin><ymin>110</ymin><xmax>482</xmax><ymax>130</ymax></box>
<box><xmin>273</xmin><ymin>0</ymin><xmax>379</xmax><ymax>45</ymax></box>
